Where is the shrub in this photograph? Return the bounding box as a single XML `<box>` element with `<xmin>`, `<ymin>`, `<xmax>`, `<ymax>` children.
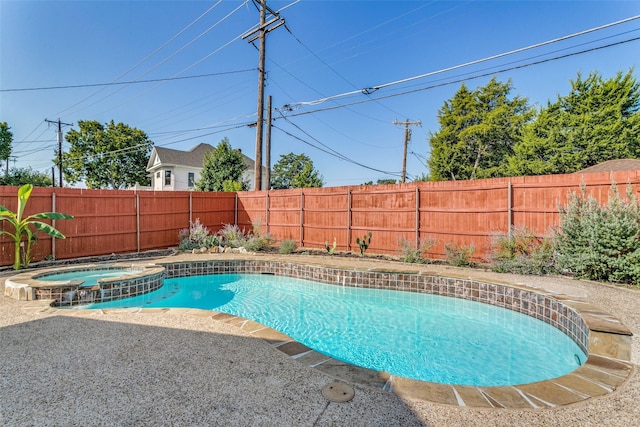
<box><xmin>244</xmin><ymin>233</ymin><xmax>274</xmax><ymax>252</ymax></box>
<box><xmin>279</xmin><ymin>239</ymin><xmax>297</xmax><ymax>254</ymax></box>
<box><xmin>444</xmin><ymin>242</ymin><xmax>475</xmax><ymax>267</ymax></box>
<box><xmin>554</xmin><ymin>183</ymin><xmax>640</xmax><ymax>286</ymax></box>
<box><xmin>178</xmin><ymin>218</ymin><xmax>217</xmax><ymax>250</ymax></box>
<box><xmin>490</xmin><ymin>226</ymin><xmax>556</xmax><ymax>275</ymax></box>
<box><xmin>218</xmin><ymin>224</ymin><xmax>247</xmax><ymax>248</ymax></box>
<box><xmin>398</xmin><ymin>238</ymin><xmax>435</xmax><ymax>264</ymax></box>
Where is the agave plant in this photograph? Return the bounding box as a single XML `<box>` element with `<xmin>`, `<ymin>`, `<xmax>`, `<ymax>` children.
<box><xmin>0</xmin><ymin>184</ymin><xmax>73</xmax><ymax>269</ymax></box>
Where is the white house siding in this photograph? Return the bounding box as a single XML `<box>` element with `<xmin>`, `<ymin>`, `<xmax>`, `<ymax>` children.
<box><xmin>173</xmin><ymin>165</ymin><xmax>199</xmax><ymax>191</ymax></box>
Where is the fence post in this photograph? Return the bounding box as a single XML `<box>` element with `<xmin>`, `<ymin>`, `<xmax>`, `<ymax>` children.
<box><xmin>189</xmin><ymin>192</ymin><xmax>193</xmax><ymax>224</ymax></box>
<box><xmin>51</xmin><ymin>191</ymin><xmax>56</xmax><ymax>260</ymax></box>
<box><xmin>415</xmin><ymin>186</ymin><xmax>420</xmax><ymax>247</ymax></box>
<box><xmin>234</xmin><ymin>193</ymin><xmax>238</xmax><ymax>227</ymax></box>
<box><xmin>347</xmin><ymin>188</ymin><xmax>352</xmax><ymax>252</ymax></box>
<box><xmin>507</xmin><ymin>180</ymin><xmax>513</xmax><ymax>237</ymax></box>
<box><xmin>299</xmin><ymin>189</ymin><xmax>304</xmax><ymax>246</ymax></box>
<box><xmin>265</xmin><ymin>192</ymin><xmax>270</xmax><ymax>234</ymax></box>
<box><xmin>136</xmin><ymin>192</ymin><xmax>141</xmax><ymax>253</ymax></box>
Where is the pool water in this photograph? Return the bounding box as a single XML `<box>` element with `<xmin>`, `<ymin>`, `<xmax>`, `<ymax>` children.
<box><xmin>40</xmin><ymin>269</ymin><xmax>136</xmax><ymax>287</ymax></box>
<box><xmin>87</xmin><ymin>274</ymin><xmax>586</xmax><ymax>386</ymax></box>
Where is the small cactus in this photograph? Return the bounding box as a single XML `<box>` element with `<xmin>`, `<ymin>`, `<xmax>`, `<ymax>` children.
<box><xmin>355</xmin><ymin>232</ymin><xmax>372</xmax><ymax>256</ymax></box>
<box><xmin>324</xmin><ymin>237</ymin><xmax>337</xmax><ymax>255</ymax></box>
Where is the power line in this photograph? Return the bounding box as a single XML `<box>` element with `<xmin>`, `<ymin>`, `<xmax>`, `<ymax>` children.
<box><xmin>286</xmin><ymin>15</ymin><xmax>640</xmax><ymax>108</ymax></box>
<box><xmin>53</xmin><ymin>1</ymin><xmax>225</xmax><ymax>116</ymax></box>
<box><xmin>60</xmin><ymin>1</ymin><xmax>251</xmax><ymax>118</ymax></box>
<box><xmin>282</xmin><ymin>22</ymin><xmax>408</xmax><ymax>119</ymax></box>
<box><xmin>155</xmin><ymin>123</ymin><xmax>251</xmax><ymax>147</ymax></box>
<box><xmin>273</xmin><ymin>116</ymin><xmax>403</xmax><ymax>176</ymax></box>
<box><xmin>0</xmin><ymin>69</ymin><xmax>255</xmax><ymax>93</ymax></box>
<box><xmin>279</xmin><ymin>35</ymin><xmax>640</xmax><ymax>119</ymax></box>
<box><xmin>91</xmin><ymin>9</ymin><xmax>255</xmax><ymax>118</ymax></box>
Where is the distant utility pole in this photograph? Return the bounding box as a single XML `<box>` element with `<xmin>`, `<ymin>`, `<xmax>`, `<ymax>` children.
<box><xmin>45</xmin><ymin>118</ymin><xmax>73</xmax><ymax>187</ymax></box>
<box><xmin>243</xmin><ymin>0</ymin><xmax>284</xmax><ymax>191</ymax></box>
<box><xmin>393</xmin><ymin>119</ymin><xmax>422</xmax><ymax>183</ymax></box>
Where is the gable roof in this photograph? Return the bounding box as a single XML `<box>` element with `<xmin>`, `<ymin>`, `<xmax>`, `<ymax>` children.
<box><xmin>147</xmin><ymin>143</ymin><xmax>263</xmax><ymax>173</ymax></box>
<box><xmin>577</xmin><ymin>159</ymin><xmax>640</xmax><ymax>174</ymax></box>
<box><xmin>148</xmin><ymin>143</ymin><xmax>215</xmax><ymax>169</ymax></box>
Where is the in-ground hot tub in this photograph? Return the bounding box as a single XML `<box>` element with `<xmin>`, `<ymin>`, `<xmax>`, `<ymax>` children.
<box><xmin>4</xmin><ymin>263</ymin><xmax>165</xmax><ymax>306</ymax></box>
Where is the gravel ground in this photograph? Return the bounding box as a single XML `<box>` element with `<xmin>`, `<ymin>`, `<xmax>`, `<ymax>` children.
<box><xmin>1</xmin><ymin>255</ymin><xmax>639</xmax><ymax>426</ymax></box>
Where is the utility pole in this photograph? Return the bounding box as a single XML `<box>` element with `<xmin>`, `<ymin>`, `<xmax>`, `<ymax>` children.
<box><xmin>5</xmin><ymin>156</ymin><xmax>16</xmax><ymax>177</ymax></box>
<box><xmin>265</xmin><ymin>95</ymin><xmax>272</xmax><ymax>190</ymax></box>
<box><xmin>393</xmin><ymin>119</ymin><xmax>422</xmax><ymax>183</ymax></box>
<box><xmin>243</xmin><ymin>0</ymin><xmax>284</xmax><ymax>191</ymax></box>
<box><xmin>45</xmin><ymin>118</ymin><xmax>73</xmax><ymax>187</ymax></box>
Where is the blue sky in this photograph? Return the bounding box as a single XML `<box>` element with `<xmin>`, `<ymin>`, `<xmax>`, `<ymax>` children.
<box><xmin>1</xmin><ymin>0</ymin><xmax>639</xmax><ymax>187</ymax></box>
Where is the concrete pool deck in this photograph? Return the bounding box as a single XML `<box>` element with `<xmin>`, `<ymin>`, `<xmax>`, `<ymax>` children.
<box><xmin>1</xmin><ymin>252</ymin><xmax>639</xmax><ymax>426</ymax></box>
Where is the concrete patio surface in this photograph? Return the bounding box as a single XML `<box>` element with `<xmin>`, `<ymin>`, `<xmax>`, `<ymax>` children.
<box><xmin>1</xmin><ymin>253</ymin><xmax>639</xmax><ymax>426</ymax></box>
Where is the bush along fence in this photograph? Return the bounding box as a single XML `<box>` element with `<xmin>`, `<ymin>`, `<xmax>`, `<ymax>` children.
<box><xmin>1</xmin><ymin>169</ymin><xmax>639</xmax><ymax>268</ymax></box>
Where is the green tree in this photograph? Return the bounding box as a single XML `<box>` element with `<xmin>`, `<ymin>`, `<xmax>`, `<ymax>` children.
<box><xmin>362</xmin><ymin>178</ymin><xmax>397</xmax><ymax>185</ymax></box>
<box><xmin>271</xmin><ymin>152</ymin><xmax>323</xmax><ymax>189</ymax></box>
<box><xmin>0</xmin><ymin>167</ymin><xmax>52</xmax><ymax>187</ymax></box>
<box><xmin>428</xmin><ymin>77</ymin><xmax>534</xmax><ymax>181</ymax></box>
<box><xmin>508</xmin><ymin>70</ymin><xmax>640</xmax><ymax>175</ymax></box>
<box><xmin>195</xmin><ymin>138</ymin><xmax>247</xmax><ymax>192</ymax></box>
<box><xmin>0</xmin><ymin>122</ymin><xmax>13</xmax><ymax>175</ymax></box>
<box><xmin>63</xmin><ymin>120</ymin><xmax>152</xmax><ymax>189</ymax></box>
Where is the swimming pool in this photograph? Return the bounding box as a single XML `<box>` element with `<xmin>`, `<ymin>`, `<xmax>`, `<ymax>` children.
<box><xmin>88</xmin><ymin>273</ymin><xmax>586</xmax><ymax>386</ymax></box>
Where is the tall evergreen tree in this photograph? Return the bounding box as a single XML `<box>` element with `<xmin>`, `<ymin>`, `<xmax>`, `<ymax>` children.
<box><xmin>507</xmin><ymin>70</ymin><xmax>640</xmax><ymax>175</ymax></box>
<box><xmin>195</xmin><ymin>138</ymin><xmax>247</xmax><ymax>192</ymax></box>
<box><xmin>271</xmin><ymin>153</ymin><xmax>323</xmax><ymax>189</ymax></box>
<box><xmin>428</xmin><ymin>78</ymin><xmax>533</xmax><ymax>181</ymax></box>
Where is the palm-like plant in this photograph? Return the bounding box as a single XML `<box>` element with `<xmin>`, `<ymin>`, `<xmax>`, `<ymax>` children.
<box><xmin>0</xmin><ymin>184</ymin><xmax>73</xmax><ymax>269</ymax></box>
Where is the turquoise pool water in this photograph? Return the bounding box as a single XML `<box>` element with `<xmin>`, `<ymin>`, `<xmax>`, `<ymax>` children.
<box><xmin>40</xmin><ymin>269</ymin><xmax>135</xmax><ymax>287</ymax></box>
<box><xmin>87</xmin><ymin>273</ymin><xmax>586</xmax><ymax>386</ymax></box>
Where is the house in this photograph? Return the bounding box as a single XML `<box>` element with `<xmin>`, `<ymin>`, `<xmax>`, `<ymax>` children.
<box><xmin>146</xmin><ymin>143</ymin><xmax>269</xmax><ymax>191</ymax></box>
<box><xmin>576</xmin><ymin>159</ymin><xmax>640</xmax><ymax>174</ymax></box>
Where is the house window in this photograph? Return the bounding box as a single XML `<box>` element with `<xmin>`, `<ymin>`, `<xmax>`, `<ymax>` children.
<box><xmin>188</xmin><ymin>172</ymin><xmax>195</xmax><ymax>187</ymax></box>
<box><xmin>164</xmin><ymin>170</ymin><xmax>171</xmax><ymax>185</ymax></box>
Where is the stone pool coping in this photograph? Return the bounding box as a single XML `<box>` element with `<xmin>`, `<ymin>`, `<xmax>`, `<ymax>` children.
<box><xmin>3</xmin><ymin>262</ymin><xmax>165</xmax><ymax>304</ymax></box>
<box><xmin>9</xmin><ymin>254</ymin><xmax>634</xmax><ymax>409</ymax></box>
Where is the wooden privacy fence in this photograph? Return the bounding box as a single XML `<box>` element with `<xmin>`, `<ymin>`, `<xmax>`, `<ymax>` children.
<box><xmin>238</xmin><ymin>170</ymin><xmax>640</xmax><ymax>260</ymax></box>
<box><xmin>0</xmin><ymin>187</ymin><xmax>236</xmax><ymax>266</ymax></box>
<box><xmin>1</xmin><ymin>170</ymin><xmax>639</xmax><ymax>266</ymax></box>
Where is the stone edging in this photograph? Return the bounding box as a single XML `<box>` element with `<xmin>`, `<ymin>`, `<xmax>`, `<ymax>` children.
<box><xmin>4</xmin><ymin>263</ymin><xmax>165</xmax><ymax>306</ymax></box>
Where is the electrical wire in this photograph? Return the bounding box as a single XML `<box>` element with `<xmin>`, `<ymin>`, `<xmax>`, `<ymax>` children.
<box><xmin>273</xmin><ymin>116</ymin><xmax>403</xmax><ymax>176</ymax></box>
<box><xmin>61</xmin><ymin>1</ymin><xmax>250</xmax><ymax>118</ymax></box>
<box><xmin>287</xmin><ymin>15</ymin><xmax>640</xmax><ymax>108</ymax></box>
<box><xmin>92</xmin><ymin>10</ymin><xmax>255</xmax><ymax>118</ymax></box>
<box><xmin>54</xmin><ymin>1</ymin><xmax>225</xmax><ymax>116</ymax></box>
<box><xmin>279</xmin><ymin>35</ymin><xmax>640</xmax><ymax>119</ymax></box>
<box><xmin>282</xmin><ymin>23</ymin><xmax>408</xmax><ymax>118</ymax></box>
<box><xmin>0</xmin><ymin>69</ymin><xmax>256</xmax><ymax>93</ymax></box>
